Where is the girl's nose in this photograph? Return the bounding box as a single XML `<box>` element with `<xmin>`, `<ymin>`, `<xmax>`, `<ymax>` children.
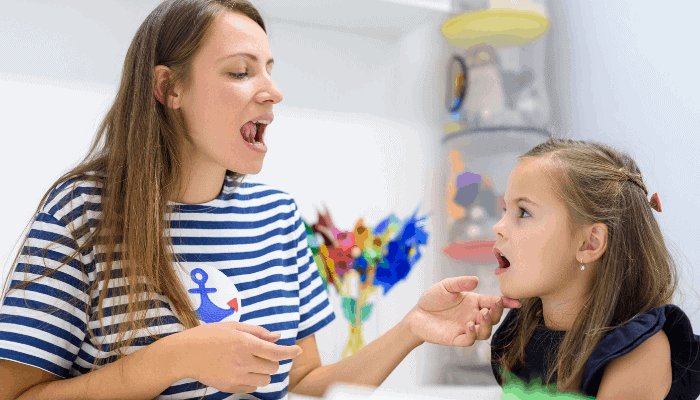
<box><xmin>493</xmin><ymin>217</ymin><xmax>505</xmax><ymax>237</ymax></box>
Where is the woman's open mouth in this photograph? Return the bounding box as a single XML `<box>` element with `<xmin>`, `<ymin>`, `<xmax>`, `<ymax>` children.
<box><xmin>240</xmin><ymin>121</ymin><xmax>268</xmax><ymax>152</ymax></box>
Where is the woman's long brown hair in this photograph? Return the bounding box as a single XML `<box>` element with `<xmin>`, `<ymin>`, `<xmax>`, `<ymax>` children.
<box><xmin>0</xmin><ymin>0</ymin><xmax>267</xmax><ymax>383</ymax></box>
<box><xmin>494</xmin><ymin>138</ymin><xmax>684</xmax><ymax>393</ymax></box>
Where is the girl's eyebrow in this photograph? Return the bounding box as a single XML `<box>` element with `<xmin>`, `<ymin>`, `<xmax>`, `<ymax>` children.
<box><xmin>216</xmin><ymin>53</ymin><xmax>274</xmax><ymax>66</ymax></box>
<box><xmin>506</xmin><ymin>196</ymin><xmax>540</xmax><ymax>208</ymax></box>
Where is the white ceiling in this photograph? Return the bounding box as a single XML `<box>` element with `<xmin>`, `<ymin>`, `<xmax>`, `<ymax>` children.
<box><xmin>238</xmin><ymin>0</ymin><xmax>452</xmax><ymax>41</ymax></box>
<box><xmin>0</xmin><ymin>0</ymin><xmax>453</xmax><ymax>85</ymax></box>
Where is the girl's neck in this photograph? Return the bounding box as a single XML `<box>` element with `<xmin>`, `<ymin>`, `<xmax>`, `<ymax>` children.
<box><xmin>540</xmin><ymin>296</ymin><xmax>585</xmax><ymax>331</ymax></box>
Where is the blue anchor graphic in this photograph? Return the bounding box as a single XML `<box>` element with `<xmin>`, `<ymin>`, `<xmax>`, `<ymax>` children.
<box><xmin>188</xmin><ymin>268</ymin><xmax>237</xmax><ymax>323</ymax></box>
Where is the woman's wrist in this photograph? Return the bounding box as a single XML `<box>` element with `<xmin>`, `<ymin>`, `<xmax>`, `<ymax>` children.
<box><xmin>15</xmin><ymin>333</ymin><xmax>186</xmax><ymax>400</ymax></box>
<box><xmin>401</xmin><ymin>308</ymin><xmax>426</xmax><ymax>350</ymax></box>
<box><xmin>155</xmin><ymin>331</ymin><xmax>190</xmax><ymax>383</ymax></box>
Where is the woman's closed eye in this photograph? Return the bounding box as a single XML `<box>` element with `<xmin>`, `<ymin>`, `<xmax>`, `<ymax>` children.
<box><xmin>228</xmin><ymin>68</ymin><xmax>273</xmax><ymax>81</ymax></box>
<box><xmin>502</xmin><ymin>207</ymin><xmax>531</xmax><ymax>219</ymax></box>
<box><xmin>229</xmin><ymin>72</ymin><xmax>249</xmax><ymax>80</ymax></box>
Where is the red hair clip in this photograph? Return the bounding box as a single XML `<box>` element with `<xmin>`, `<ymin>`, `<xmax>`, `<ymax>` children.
<box><xmin>649</xmin><ymin>192</ymin><xmax>662</xmax><ymax>212</ymax></box>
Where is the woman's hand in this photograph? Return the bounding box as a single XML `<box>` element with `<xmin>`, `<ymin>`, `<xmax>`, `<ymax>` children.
<box><xmin>404</xmin><ymin>276</ymin><xmax>521</xmax><ymax>347</ymax></box>
<box><xmin>163</xmin><ymin>321</ymin><xmax>303</xmax><ymax>394</ymax></box>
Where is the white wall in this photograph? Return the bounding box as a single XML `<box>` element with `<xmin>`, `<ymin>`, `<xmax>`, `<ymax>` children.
<box><xmin>560</xmin><ymin>1</ymin><xmax>700</xmax><ymax>331</ymax></box>
<box><xmin>0</xmin><ymin>72</ymin><xmax>117</xmax><ymax>270</ymax></box>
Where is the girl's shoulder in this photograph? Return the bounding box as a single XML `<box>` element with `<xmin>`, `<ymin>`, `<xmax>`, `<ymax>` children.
<box><xmin>492</xmin><ymin>306</ymin><xmax>522</xmax><ymax>345</ymax></box>
<box><xmin>583</xmin><ymin>304</ymin><xmax>700</xmax><ymax>398</ymax></box>
<box><xmin>595</xmin><ymin>327</ymin><xmax>672</xmax><ymax>398</ymax></box>
<box><xmin>489</xmin><ymin>307</ymin><xmax>522</xmax><ymax>381</ymax></box>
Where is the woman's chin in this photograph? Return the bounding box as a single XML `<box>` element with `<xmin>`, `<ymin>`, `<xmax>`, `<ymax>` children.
<box><xmin>229</xmin><ymin>162</ymin><xmax>264</xmax><ymax>175</ymax></box>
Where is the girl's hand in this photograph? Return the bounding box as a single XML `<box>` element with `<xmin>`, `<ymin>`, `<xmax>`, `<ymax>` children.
<box><xmin>404</xmin><ymin>276</ymin><xmax>521</xmax><ymax>347</ymax></box>
<box><xmin>164</xmin><ymin>321</ymin><xmax>303</xmax><ymax>394</ymax></box>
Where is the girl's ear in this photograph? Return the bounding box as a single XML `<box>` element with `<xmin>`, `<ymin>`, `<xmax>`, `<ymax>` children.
<box><xmin>154</xmin><ymin>65</ymin><xmax>181</xmax><ymax>108</ymax></box>
<box><xmin>580</xmin><ymin>223</ymin><xmax>608</xmax><ymax>263</ymax></box>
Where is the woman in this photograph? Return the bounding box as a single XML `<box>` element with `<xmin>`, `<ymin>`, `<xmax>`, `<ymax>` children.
<box><xmin>0</xmin><ymin>1</ymin><xmax>518</xmax><ymax>399</ymax></box>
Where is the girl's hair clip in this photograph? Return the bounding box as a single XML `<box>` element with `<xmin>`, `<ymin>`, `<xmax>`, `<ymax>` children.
<box><xmin>649</xmin><ymin>192</ymin><xmax>662</xmax><ymax>212</ymax></box>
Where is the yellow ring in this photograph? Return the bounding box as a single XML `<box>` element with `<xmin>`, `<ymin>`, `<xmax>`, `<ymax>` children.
<box><xmin>441</xmin><ymin>9</ymin><xmax>550</xmax><ymax>49</ymax></box>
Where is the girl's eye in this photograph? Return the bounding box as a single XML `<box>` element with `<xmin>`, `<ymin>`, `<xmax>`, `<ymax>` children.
<box><xmin>502</xmin><ymin>207</ymin><xmax>531</xmax><ymax>219</ymax></box>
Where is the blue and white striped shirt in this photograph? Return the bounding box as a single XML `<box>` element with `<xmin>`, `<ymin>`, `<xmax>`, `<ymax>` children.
<box><xmin>0</xmin><ymin>172</ymin><xmax>335</xmax><ymax>400</ymax></box>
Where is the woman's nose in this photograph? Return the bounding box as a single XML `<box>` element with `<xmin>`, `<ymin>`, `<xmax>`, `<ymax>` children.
<box><xmin>268</xmin><ymin>80</ymin><xmax>283</xmax><ymax>103</ymax></box>
<box><xmin>262</xmin><ymin>74</ymin><xmax>283</xmax><ymax>104</ymax></box>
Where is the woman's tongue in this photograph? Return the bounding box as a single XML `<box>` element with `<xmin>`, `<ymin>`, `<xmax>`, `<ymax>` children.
<box><xmin>240</xmin><ymin>121</ymin><xmax>257</xmax><ymax>143</ymax></box>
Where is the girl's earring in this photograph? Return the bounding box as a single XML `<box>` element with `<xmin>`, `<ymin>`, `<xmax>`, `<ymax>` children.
<box><xmin>580</xmin><ymin>257</ymin><xmax>585</xmax><ymax>271</ymax></box>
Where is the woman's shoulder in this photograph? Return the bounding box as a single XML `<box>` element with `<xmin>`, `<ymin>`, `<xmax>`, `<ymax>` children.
<box><xmin>231</xmin><ymin>179</ymin><xmax>300</xmax><ymax>210</ymax></box>
<box><xmin>42</xmin><ymin>171</ymin><xmax>105</xmax><ymax>218</ymax></box>
<box><xmin>229</xmin><ymin>177</ymin><xmax>289</xmax><ymax>199</ymax></box>
<box><xmin>582</xmin><ymin>304</ymin><xmax>700</xmax><ymax>398</ymax></box>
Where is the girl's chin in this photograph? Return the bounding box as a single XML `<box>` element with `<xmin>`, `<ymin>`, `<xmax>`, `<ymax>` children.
<box><xmin>497</xmin><ymin>282</ymin><xmax>521</xmax><ymax>300</ymax></box>
<box><xmin>500</xmin><ymin>288</ymin><xmax>536</xmax><ymax>301</ymax></box>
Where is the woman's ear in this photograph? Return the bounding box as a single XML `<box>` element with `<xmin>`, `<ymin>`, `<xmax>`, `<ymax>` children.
<box><xmin>154</xmin><ymin>65</ymin><xmax>181</xmax><ymax>108</ymax></box>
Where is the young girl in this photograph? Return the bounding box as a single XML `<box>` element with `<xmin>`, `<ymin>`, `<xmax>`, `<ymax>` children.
<box><xmin>489</xmin><ymin>138</ymin><xmax>700</xmax><ymax>399</ymax></box>
<box><xmin>0</xmin><ymin>1</ymin><xmax>519</xmax><ymax>399</ymax></box>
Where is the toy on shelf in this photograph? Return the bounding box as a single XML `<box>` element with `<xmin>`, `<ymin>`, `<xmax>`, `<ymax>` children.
<box><xmin>441</xmin><ymin>0</ymin><xmax>552</xmax><ymax>132</ymax></box>
<box><xmin>302</xmin><ymin>204</ymin><xmax>429</xmax><ymax>358</ymax></box>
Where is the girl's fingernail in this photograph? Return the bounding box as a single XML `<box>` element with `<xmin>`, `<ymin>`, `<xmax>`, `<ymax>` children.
<box><xmin>469</xmin><ymin>324</ymin><xmax>475</xmax><ymax>332</ymax></box>
<box><xmin>497</xmin><ymin>299</ymin><xmax>503</xmax><ymax>307</ymax></box>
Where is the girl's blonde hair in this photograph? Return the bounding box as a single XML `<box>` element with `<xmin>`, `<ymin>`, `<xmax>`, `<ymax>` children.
<box><xmin>495</xmin><ymin>137</ymin><xmax>680</xmax><ymax>392</ymax></box>
<box><xmin>1</xmin><ymin>0</ymin><xmax>267</xmax><ymax>385</ymax></box>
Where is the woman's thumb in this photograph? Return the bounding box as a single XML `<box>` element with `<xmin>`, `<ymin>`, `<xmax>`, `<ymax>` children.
<box><xmin>252</xmin><ymin>327</ymin><xmax>281</xmax><ymax>343</ymax></box>
<box><xmin>233</xmin><ymin>322</ymin><xmax>281</xmax><ymax>342</ymax></box>
<box><xmin>441</xmin><ymin>276</ymin><xmax>479</xmax><ymax>293</ymax></box>
<box><xmin>264</xmin><ymin>330</ymin><xmax>282</xmax><ymax>342</ymax></box>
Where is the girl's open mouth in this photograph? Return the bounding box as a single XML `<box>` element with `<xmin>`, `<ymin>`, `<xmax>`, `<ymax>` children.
<box><xmin>495</xmin><ymin>253</ymin><xmax>511</xmax><ymax>275</ymax></box>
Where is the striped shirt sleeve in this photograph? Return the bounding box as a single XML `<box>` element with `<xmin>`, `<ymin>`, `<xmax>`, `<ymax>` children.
<box><xmin>0</xmin><ymin>183</ymin><xmax>92</xmax><ymax>378</ymax></box>
<box><xmin>291</xmin><ymin>199</ymin><xmax>335</xmax><ymax>341</ymax></box>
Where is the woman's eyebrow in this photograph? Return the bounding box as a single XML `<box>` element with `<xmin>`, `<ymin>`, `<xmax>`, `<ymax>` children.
<box><xmin>216</xmin><ymin>53</ymin><xmax>274</xmax><ymax>66</ymax></box>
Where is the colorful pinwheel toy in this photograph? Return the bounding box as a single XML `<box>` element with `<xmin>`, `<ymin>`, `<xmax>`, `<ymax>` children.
<box><xmin>302</xmin><ymin>204</ymin><xmax>429</xmax><ymax>358</ymax></box>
